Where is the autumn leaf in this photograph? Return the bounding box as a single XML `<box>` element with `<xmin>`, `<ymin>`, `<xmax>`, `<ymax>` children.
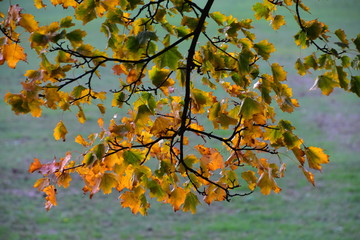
<box><xmin>271</xmin><ymin>15</ymin><xmax>285</xmax><ymax>30</ymax></box>
<box><xmin>53</xmin><ymin>120</ymin><xmax>68</xmax><ymax>141</ymax></box>
<box><xmin>43</xmin><ymin>185</ymin><xmax>57</xmax><ymax>211</ymax></box>
<box><xmin>19</xmin><ymin>13</ymin><xmax>39</xmax><ymax>32</ymax></box>
<box><xmin>301</xmin><ymin>167</ymin><xmax>315</xmax><ymax>186</ymax></box>
<box><xmin>167</xmin><ymin>187</ymin><xmax>187</xmax><ymax>212</ymax></box>
<box><xmin>100</xmin><ymin>172</ymin><xmax>118</xmax><ymax>194</ymax></box>
<box><xmin>241</xmin><ymin>170</ymin><xmax>257</xmax><ymax>191</ymax></box>
<box><xmin>183</xmin><ymin>192</ymin><xmax>200</xmax><ymax>214</ymax></box>
<box><xmin>29</xmin><ymin>158</ymin><xmax>42</xmax><ymax>173</ymax></box>
<box><xmin>257</xmin><ymin>171</ymin><xmax>281</xmax><ymax>195</ymax></box>
<box><xmin>2</xmin><ymin>43</ymin><xmax>27</xmax><ymax>68</ymax></box>
<box><xmin>305</xmin><ymin>146</ymin><xmax>329</xmax><ymax>171</ymax></box>
<box><xmin>240</xmin><ymin>97</ymin><xmax>263</xmax><ymax>119</ymax></box>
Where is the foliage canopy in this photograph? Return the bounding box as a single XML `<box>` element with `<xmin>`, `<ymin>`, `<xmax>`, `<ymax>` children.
<box><xmin>1</xmin><ymin>0</ymin><xmax>359</xmax><ymax>214</ymax></box>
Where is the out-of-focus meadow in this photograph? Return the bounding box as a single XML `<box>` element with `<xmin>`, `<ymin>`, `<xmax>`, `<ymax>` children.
<box><xmin>0</xmin><ymin>1</ymin><xmax>359</xmax><ymax>239</ymax></box>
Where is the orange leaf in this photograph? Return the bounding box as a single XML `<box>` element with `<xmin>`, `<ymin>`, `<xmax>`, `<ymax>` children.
<box><xmin>112</xmin><ymin>64</ymin><xmax>128</xmax><ymax>75</ymax></box>
<box><xmin>301</xmin><ymin>167</ymin><xmax>315</xmax><ymax>186</ymax></box>
<box><xmin>56</xmin><ymin>172</ymin><xmax>72</xmax><ymax>188</ymax></box>
<box><xmin>2</xmin><ymin>43</ymin><xmax>27</xmax><ymax>68</ymax></box>
<box><xmin>33</xmin><ymin>178</ymin><xmax>50</xmax><ymax>191</ymax></box>
<box><xmin>167</xmin><ymin>187</ymin><xmax>187</xmax><ymax>211</ymax></box>
<box><xmin>43</xmin><ymin>185</ymin><xmax>57</xmax><ymax>211</ymax></box>
<box><xmin>29</xmin><ymin>158</ymin><xmax>42</xmax><ymax>173</ymax></box>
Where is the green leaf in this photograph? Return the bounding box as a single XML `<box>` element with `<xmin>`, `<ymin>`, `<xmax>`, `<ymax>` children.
<box><xmin>336</xmin><ymin>66</ymin><xmax>349</xmax><ymax>89</ymax></box>
<box><xmin>305</xmin><ymin>20</ymin><xmax>324</xmax><ymax>40</ymax></box>
<box><xmin>210</xmin><ymin>12</ymin><xmax>227</xmax><ymax>25</ymax></box>
<box><xmin>240</xmin><ymin>98</ymin><xmax>263</xmax><ymax>119</ymax></box>
<box><xmin>295</xmin><ymin>58</ymin><xmax>307</xmax><ymax>76</ymax></box>
<box><xmin>353</xmin><ymin>34</ymin><xmax>360</xmax><ymax>52</ymax></box>
<box><xmin>75</xmin><ymin>0</ymin><xmax>97</xmax><ymax>24</ymax></box>
<box><xmin>271</xmin><ymin>15</ymin><xmax>285</xmax><ymax>30</ymax></box>
<box><xmin>123</xmin><ymin>150</ymin><xmax>144</xmax><ymax>165</ymax></box>
<box><xmin>66</xmin><ymin>29</ymin><xmax>87</xmax><ymax>47</ymax></box>
<box><xmin>183</xmin><ymin>192</ymin><xmax>200</xmax><ymax>214</ymax></box>
<box><xmin>60</xmin><ymin>16</ymin><xmax>75</xmax><ymax>28</ymax></box>
<box><xmin>312</xmin><ymin>74</ymin><xmax>339</xmax><ymax>95</ymax></box>
<box><xmin>126</xmin><ymin>36</ymin><xmax>140</xmax><ymax>53</ymax></box>
<box><xmin>176</xmin><ymin>26</ymin><xmax>191</xmax><ymax>38</ymax></box>
<box><xmin>71</xmin><ymin>85</ymin><xmax>86</xmax><ymax>98</ymax></box>
<box><xmin>135</xmin><ymin>104</ymin><xmax>152</xmax><ymax>125</ymax></box>
<box><xmin>136</xmin><ymin>31</ymin><xmax>157</xmax><ymax>45</ymax></box>
<box><xmin>271</xmin><ymin>63</ymin><xmax>287</xmax><ymax>82</ymax></box>
<box><xmin>238</xmin><ymin>49</ymin><xmax>252</xmax><ymax>76</ymax></box>
<box><xmin>30</xmin><ymin>32</ymin><xmax>49</xmax><ymax>47</ymax></box>
<box><xmin>149</xmin><ymin>66</ymin><xmax>171</xmax><ymax>87</ymax></box>
<box><xmin>82</xmin><ymin>152</ymin><xmax>95</xmax><ymax>166</ymax></box>
<box><xmin>252</xmin><ymin>3</ymin><xmax>270</xmax><ymax>20</ymax></box>
<box><xmin>254</xmin><ymin>40</ymin><xmax>275</xmax><ymax>60</ymax></box>
<box><xmin>334</xmin><ymin>29</ymin><xmax>349</xmax><ymax>47</ymax></box>
<box><xmin>155</xmin><ymin>47</ymin><xmax>182</xmax><ymax>70</ymax></box>
<box><xmin>100</xmin><ymin>172</ymin><xmax>118</xmax><ymax>194</ymax></box>
<box><xmin>218</xmin><ymin>113</ymin><xmax>238</xmax><ymax>129</ymax></box>
<box><xmin>93</xmin><ymin>143</ymin><xmax>105</xmax><ymax>160</ymax></box>
<box><xmin>304</xmin><ymin>54</ymin><xmax>318</xmax><ymax>70</ymax></box>
<box><xmin>294</xmin><ymin>31</ymin><xmax>307</xmax><ymax>48</ymax></box>
<box><xmin>181</xmin><ymin>16</ymin><xmax>199</xmax><ymax>31</ymax></box>
<box><xmin>350</xmin><ymin>76</ymin><xmax>360</xmax><ymax>97</ymax></box>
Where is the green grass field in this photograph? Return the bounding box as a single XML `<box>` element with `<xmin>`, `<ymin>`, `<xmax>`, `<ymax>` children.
<box><xmin>1</xmin><ymin>1</ymin><xmax>360</xmax><ymax>239</ymax></box>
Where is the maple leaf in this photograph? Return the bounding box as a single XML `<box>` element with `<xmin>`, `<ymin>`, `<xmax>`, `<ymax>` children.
<box><xmin>257</xmin><ymin>171</ymin><xmax>281</xmax><ymax>195</ymax></box>
<box><xmin>53</xmin><ymin>120</ymin><xmax>68</xmax><ymax>141</ymax></box>
<box><xmin>167</xmin><ymin>187</ymin><xmax>187</xmax><ymax>212</ymax></box>
<box><xmin>100</xmin><ymin>172</ymin><xmax>118</xmax><ymax>194</ymax></box>
<box><xmin>183</xmin><ymin>192</ymin><xmax>200</xmax><ymax>214</ymax></box>
<box><xmin>29</xmin><ymin>158</ymin><xmax>42</xmax><ymax>173</ymax></box>
<box><xmin>305</xmin><ymin>146</ymin><xmax>330</xmax><ymax>171</ymax></box>
<box><xmin>2</xmin><ymin>43</ymin><xmax>27</xmax><ymax>68</ymax></box>
<box><xmin>43</xmin><ymin>185</ymin><xmax>57</xmax><ymax>211</ymax></box>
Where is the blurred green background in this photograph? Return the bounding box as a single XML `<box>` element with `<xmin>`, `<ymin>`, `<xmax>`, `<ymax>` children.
<box><xmin>0</xmin><ymin>1</ymin><xmax>359</xmax><ymax>239</ymax></box>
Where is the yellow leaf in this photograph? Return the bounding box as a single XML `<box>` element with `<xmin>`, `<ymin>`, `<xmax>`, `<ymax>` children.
<box><xmin>75</xmin><ymin>135</ymin><xmax>90</xmax><ymax>147</ymax></box>
<box><xmin>257</xmin><ymin>171</ymin><xmax>281</xmax><ymax>195</ymax></box>
<box><xmin>53</xmin><ymin>120</ymin><xmax>68</xmax><ymax>141</ymax></box>
<box><xmin>241</xmin><ymin>170</ymin><xmax>257</xmax><ymax>191</ymax></box>
<box><xmin>56</xmin><ymin>172</ymin><xmax>72</xmax><ymax>188</ymax></box>
<box><xmin>33</xmin><ymin>178</ymin><xmax>50</xmax><ymax>191</ymax></box>
<box><xmin>43</xmin><ymin>185</ymin><xmax>57</xmax><ymax>211</ymax></box>
<box><xmin>76</xmin><ymin>106</ymin><xmax>86</xmax><ymax>124</ymax></box>
<box><xmin>19</xmin><ymin>13</ymin><xmax>39</xmax><ymax>32</ymax></box>
<box><xmin>100</xmin><ymin>172</ymin><xmax>118</xmax><ymax>194</ymax></box>
<box><xmin>120</xmin><ymin>187</ymin><xmax>148</xmax><ymax>215</ymax></box>
<box><xmin>301</xmin><ymin>167</ymin><xmax>315</xmax><ymax>186</ymax></box>
<box><xmin>305</xmin><ymin>146</ymin><xmax>329</xmax><ymax>171</ymax></box>
<box><xmin>97</xmin><ymin>104</ymin><xmax>106</xmax><ymax>114</ymax></box>
<box><xmin>150</xmin><ymin>117</ymin><xmax>175</xmax><ymax>136</ymax></box>
<box><xmin>167</xmin><ymin>187</ymin><xmax>187</xmax><ymax>212</ymax></box>
<box><xmin>3</xmin><ymin>43</ymin><xmax>27</xmax><ymax>68</ymax></box>
<box><xmin>34</xmin><ymin>0</ymin><xmax>47</xmax><ymax>9</ymax></box>
<box><xmin>271</xmin><ymin>15</ymin><xmax>285</xmax><ymax>30</ymax></box>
